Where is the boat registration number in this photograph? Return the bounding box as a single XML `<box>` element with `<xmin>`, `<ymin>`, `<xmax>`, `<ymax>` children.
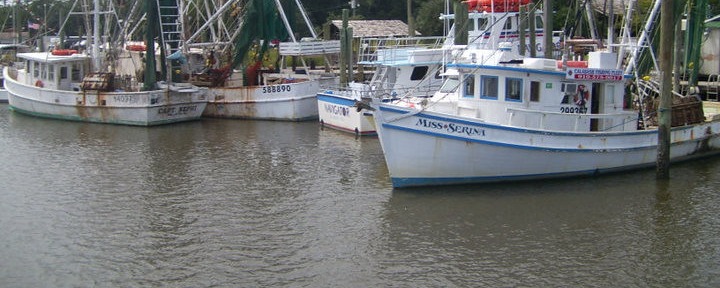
<box><xmin>560</xmin><ymin>106</ymin><xmax>588</xmax><ymax>114</ymax></box>
<box><xmin>262</xmin><ymin>85</ymin><xmax>291</xmax><ymax>93</ymax></box>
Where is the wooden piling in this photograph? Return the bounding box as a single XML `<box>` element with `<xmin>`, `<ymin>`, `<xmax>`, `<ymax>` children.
<box><xmin>657</xmin><ymin>0</ymin><xmax>675</xmax><ymax>178</ymax></box>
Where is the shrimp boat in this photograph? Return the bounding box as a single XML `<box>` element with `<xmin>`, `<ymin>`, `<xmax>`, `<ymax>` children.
<box><xmin>317</xmin><ymin>37</ymin><xmax>447</xmax><ymax>135</ymax></box>
<box><xmin>316</xmin><ymin>0</ymin><xmax>557</xmax><ymax>135</ymax></box>
<box><xmin>366</xmin><ymin>0</ymin><xmax>720</xmax><ymax>188</ymax></box>
<box><xmin>370</xmin><ymin>40</ymin><xmax>720</xmax><ymax>187</ymax></box>
<box><xmin>3</xmin><ymin>0</ymin><xmax>208</xmax><ymax>126</ymax></box>
<box><xmin>185</xmin><ymin>0</ymin><xmax>339</xmax><ymax>121</ymax></box>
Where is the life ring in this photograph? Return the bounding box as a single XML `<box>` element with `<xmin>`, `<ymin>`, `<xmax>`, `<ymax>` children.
<box><xmin>35</xmin><ymin>80</ymin><xmax>44</xmax><ymax>87</ymax></box>
<box><xmin>51</xmin><ymin>49</ymin><xmax>78</xmax><ymax>56</ymax></box>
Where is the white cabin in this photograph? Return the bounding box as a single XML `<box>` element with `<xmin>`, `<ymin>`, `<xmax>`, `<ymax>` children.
<box><xmin>435</xmin><ymin>49</ymin><xmax>636</xmax><ymax>132</ymax></box>
<box><xmin>16</xmin><ymin>52</ymin><xmax>90</xmax><ymax>91</ymax></box>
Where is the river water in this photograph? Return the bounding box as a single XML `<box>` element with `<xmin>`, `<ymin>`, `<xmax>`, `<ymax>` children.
<box><xmin>1</xmin><ymin>104</ymin><xmax>719</xmax><ymax>287</ymax></box>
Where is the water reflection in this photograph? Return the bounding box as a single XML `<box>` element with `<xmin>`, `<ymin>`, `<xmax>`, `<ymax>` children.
<box><xmin>2</xmin><ymin>104</ymin><xmax>720</xmax><ymax>287</ymax></box>
<box><xmin>380</xmin><ymin>164</ymin><xmax>720</xmax><ymax>287</ymax></box>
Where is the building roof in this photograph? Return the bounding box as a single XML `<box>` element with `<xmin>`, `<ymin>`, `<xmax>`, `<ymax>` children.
<box><xmin>330</xmin><ymin>20</ymin><xmax>420</xmax><ymax>38</ymax></box>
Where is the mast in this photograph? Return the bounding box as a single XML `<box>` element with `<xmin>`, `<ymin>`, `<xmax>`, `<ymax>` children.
<box><xmin>144</xmin><ymin>0</ymin><xmax>158</xmax><ymax>90</ymax></box>
<box><xmin>93</xmin><ymin>0</ymin><xmax>101</xmax><ymax>71</ymax></box>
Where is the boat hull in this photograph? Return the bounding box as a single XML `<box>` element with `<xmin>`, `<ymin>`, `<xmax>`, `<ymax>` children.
<box><xmin>203</xmin><ymin>79</ymin><xmax>328</xmax><ymax>121</ymax></box>
<box><xmin>5</xmin><ymin>71</ymin><xmax>208</xmax><ymax>126</ymax></box>
<box><xmin>374</xmin><ymin>104</ymin><xmax>720</xmax><ymax>188</ymax></box>
<box><xmin>317</xmin><ymin>91</ymin><xmax>377</xmax><ymax>136</ymax></box>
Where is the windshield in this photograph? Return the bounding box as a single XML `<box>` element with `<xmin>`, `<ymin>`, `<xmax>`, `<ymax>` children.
<box><xmin>440</xmin><ymin>77</ymin><xmax>460</xmax><ymax>93</ymax></box>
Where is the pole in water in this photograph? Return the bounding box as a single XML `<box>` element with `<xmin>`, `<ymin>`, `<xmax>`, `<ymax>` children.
<box><xmin>657</xmin><ymin>0</ymin><xmax>675</xmax><ymax>178</ymax></box>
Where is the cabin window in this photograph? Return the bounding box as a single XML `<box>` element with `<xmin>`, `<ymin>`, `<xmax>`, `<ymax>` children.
<box><xmin>411</xmin><ymin>66</ymin><xmax>429</xmax><ymax>81</ymax></box>
<box><xmin>481</xmin><ymin>75</ymin><xmax>498</xmax><ymax>99</ymax></box>
<box><xmin>561</xmin><ymin>83</ymin><xmax>577</xmax><ymax>104</ymax></box>
<box><xmin>464</xmin><ymin>75</ymin><xmax>475</xmax><ymax>98</ymax></box>
<box><xmin>606</xmin><ymin>84</ymin><xmax>615</xmax><ymax>104</ymax></box>
<box><xmin>530</xmin><ymin>81</ymin><xmax>540</xmax><ymax>102</ymax></box>
<box><xmin>48</xmin><ymin>64</ymin><xmax>55</xmax><ymax>80</ymax></box>
<box><xmin>505</xmin><ymin>78</ymin><xmax>523</xmax><ymax>102</ymax></box>
<box><xmin>440</xmin><ymin>77</ymin><xmax>460</xmax><ymax>93</ymax></box>
<box><xmin>60</xmin><ymin>67</ymin><xmax>68</xmax><ymax>79</ymax></box>
<box><xmin>33</xmin><ymin>62</ymin><xmax>39</xmax><ymax>78</ymax></box>
<box><xmin>478</xmin><ymin>18</ymin><xmax>488</xmax><ymax>31</ymax></box>
<box><xmin>72</xmin><ymin>64</ymin><xmax>82</xmax><ymax>81</ymax></box>
<box><xmin>504</xmin><ymin>18</ymin><xmax>513</xmax><ymax>30</ymax></box>
<box><xmin>535</xmin><ymin>16</ymin><xmax>544</xmax><ymax>30</ymax></box>
<box><xmin>41</xmin><ymin>64</ymin><xmax>47</xmax><ymax>80</ymax></box>
<box><xmin>467</xmin><ymin>18</ymin><xmax>475</xmax><ymax>32</ymax></box>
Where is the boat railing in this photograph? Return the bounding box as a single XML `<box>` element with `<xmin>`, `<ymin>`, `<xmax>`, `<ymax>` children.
<box><xmin>322</xmin><ymin>84</ymin><xmax>433</xmax><ymax>100</ymax></box>
<box><xmin>506</xmin><ymin>107</ymin><xmax>638</xmax><ymax>132</ymax></box>
<box><xmin>357</xmin><ymin>36</ymin><xmax>445</xmax><ymax>65</ymax></box>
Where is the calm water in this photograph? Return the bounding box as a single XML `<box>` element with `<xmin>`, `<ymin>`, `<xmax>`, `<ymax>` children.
<box><xmin>1</xmin><ymin>104</ymin><xmax>720</xmax><ymax>287</ymax></box>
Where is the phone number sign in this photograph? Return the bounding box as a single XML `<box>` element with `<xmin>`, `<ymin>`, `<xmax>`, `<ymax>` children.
<box><xmin>566</xmin><ymin>68</ymin><xmax>624</xmax><ymax>81</ymax></box>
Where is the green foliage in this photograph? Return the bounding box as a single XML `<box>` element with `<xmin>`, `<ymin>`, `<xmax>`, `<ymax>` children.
<box><xmin>415</xmin><ymin>0</ymin><xmax>446</xmax><ymax>36</ymax></box>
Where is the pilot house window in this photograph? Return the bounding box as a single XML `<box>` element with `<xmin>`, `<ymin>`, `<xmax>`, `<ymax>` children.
<box><xmin>464</xmin><ymin>75</ymin><xmax>475</xmax><ymax>98</ymax></box>
<box><xmin>530</xmin><ymin>81</ymin><xmax>540</xmax><ymax>102</ymax></box>
<box><xmin>481</xmin><ymin>75</ymin><xmax>498</xmax><ymax>99</ymax></box>
<box><xmin>506</xmin><ymin>78</ymin><xmax>523</xmax><ymax>101</ymax></box>
<box><xmin>411</xmin><ymin>66</ymin><xmax>429</xmax><ymax>81</ymax></box>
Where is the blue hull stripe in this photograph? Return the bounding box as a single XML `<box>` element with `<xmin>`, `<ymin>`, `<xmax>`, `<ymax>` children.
<box><xmin>317</xmin><ymin>93</ymin><xmax>356</xmax><ymax>106</ymax></box>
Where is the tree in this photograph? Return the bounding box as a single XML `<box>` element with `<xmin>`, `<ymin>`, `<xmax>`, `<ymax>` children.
<box><xmin>415</xmin><ymin>0</ymin><xmax>445</xmax><ymax>36</ymax></box>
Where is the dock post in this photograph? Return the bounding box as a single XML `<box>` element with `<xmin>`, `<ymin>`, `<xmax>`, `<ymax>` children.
<box><xmin>453</xmin><ymin>1</ymin><xmax>468</xmax><ymax>46</ymax></box>
<box><xmin>340</xmin><ymin>9</ymin><xmax>349</xmax><ymax>86</ymax></box>
<box><xmin>657</xmin><ymin>0</ymin><xmax>676</xmax><ymax>178</ymax></box>
<box><xmin>543</xmin><ymin>0</ymin><xmax>553</xmax><ymax>59</ymax></box>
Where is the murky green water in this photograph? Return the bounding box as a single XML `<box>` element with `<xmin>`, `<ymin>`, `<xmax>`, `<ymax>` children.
<box><xmin>1</xmin><ymin>104</ymin><xmax>719</xmax><ymax>287</ymax></box>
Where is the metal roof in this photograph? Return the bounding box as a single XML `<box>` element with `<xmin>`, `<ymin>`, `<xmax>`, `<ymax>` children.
<box><xmin>330</xmin><ymin>20</ymin><xmax>420</xmax><ymax>38</ymax></box>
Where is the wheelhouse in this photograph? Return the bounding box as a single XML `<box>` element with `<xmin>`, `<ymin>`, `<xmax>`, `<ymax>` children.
<box><xmin>15</xmin><ymin>52</ymin><xmax>90</xmax><ymax>91</ymax></box>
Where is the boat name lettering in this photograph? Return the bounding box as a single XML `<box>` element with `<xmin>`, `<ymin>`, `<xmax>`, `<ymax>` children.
<box><xmin>560</xmin><ymin>106</ymin><xmax>588</xmax><ymax>114</ymax></box>
<box><xmin>113</xmin><ymin>95</ymin><xmax>138</xmax><ymax>103</ymax></box>
<box><xmin>415</xmin><ymin>119</ymin><xmax>485</xmax><ymax>136</ymax></box>
<box><xmin>158</xmin><ymin>105</ymin><xmax>198</xmax><ymax>116</ymax></box>
<box><xmin>323</xmin><ymin>103</ymin><xmax>350</xmax><ymax>116</ymax></box>
<box><xmin>262</xmin><ymin>85</ymin><xmax>291</xmax><ymax>93</ymax></box>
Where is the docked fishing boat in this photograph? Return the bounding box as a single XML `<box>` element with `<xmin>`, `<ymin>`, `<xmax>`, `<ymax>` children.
<box><xmin>3</xmin><ymin>0</ymin><xmax>207</xmax><ymax>126</ymax></box>
<box><xmin>370</xmin><ymin>45</ymin><xmax>720</xmax><ymax>188</ymax></box>
<box><xmin>187</xmin><ymin>0</ymin><xmax>339</xmax><ymax>121</ymax></box>
<box><xmin>318</xmin><ymin>37</ymin><xmax>446</xmax><ymax>135</ymax></box>
<box><xmin>317</xmin><ymin>1</ymin><xmax>558</xmax><ymax>135</ymax></box>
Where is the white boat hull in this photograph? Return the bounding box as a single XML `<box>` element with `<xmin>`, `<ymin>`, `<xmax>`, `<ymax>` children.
<box><xmin>203</xmin><ymin>79</ymin><xmax>329</xmax><ymax>121</ymax></box>
<box><xmin>374</xmin><ymin>104</ymin><xmax>720</xmax><ymax>188</ymax></box>
<box><xmin>317</xmin><ymin>91</ymin><xmax>376</xmax><ymax>135</ymax></box>
<box><xmin>5</xmin><ymin>70</ymin><xmax>208</xmax><ymax>126</ymax></box>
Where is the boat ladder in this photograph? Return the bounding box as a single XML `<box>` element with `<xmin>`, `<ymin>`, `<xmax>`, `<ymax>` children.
<box><xmin>157</xmin><ymin>0</ymin><xmax>183</xmax><ymax>57</ymax></box>
<box><xmin>370</xmin><ymin>66</ymin><xmax>389</xmax><ymax>92</ymax></box>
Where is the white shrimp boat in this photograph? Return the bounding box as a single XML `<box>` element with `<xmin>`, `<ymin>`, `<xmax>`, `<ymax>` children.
<box><xmin>188</xmin><ymin>0</ymin><xmax>339</xmax><ymax>121</ymax></box>
<box><xmin>3</xmin><ymin>0</ymin><xmax>208</xmax><ymax>126</ymax></box>
<box><xmin>317</xmin><ymin>0</ymin><xmax>558</xmax><ymax>135</ymax></box>
<box><xmin>4</xmin><ymin>52</ymin><xmax>207</xmax><ymax>126</ymax></box>
<box><xmin>370</xmin><ymin>46</ymin><xmax>720</xmax><ymax>188</ymax></box>
<box><xmin>318</xmin><ymin>37</ymin><xmax>446</xmax><ymax>135</ymax></box>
